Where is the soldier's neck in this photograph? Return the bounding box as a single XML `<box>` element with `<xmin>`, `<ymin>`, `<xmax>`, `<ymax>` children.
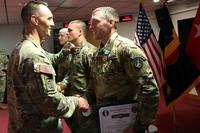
<box><xmin>73</xmin><ymin>37</ymin><xmax>86</xmax><ymax>48</ymax></box>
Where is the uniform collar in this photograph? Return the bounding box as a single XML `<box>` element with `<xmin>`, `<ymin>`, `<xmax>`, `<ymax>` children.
<box><xmin>72</xmin><ymin>41</ymin><xmax>87</xmax><ymax>55</ymax></box>
<box><xmin>104</xmin><ymin>32</ymin><xmax>118</xmax><ymax>49</ymax></box>
<box><xmin>99</xmin><ymin>32</ymin><xmax>118</xmax><ymax>56</ymax></box>
<box><xmin>24</xmin><ymin>35</ymin><xmax>42</xmax><ymax>49</ymax></box>
<box><xmin>24</xmin><ymin>35</ymin><xmax>47</xmax><ymax>56</ymax></box>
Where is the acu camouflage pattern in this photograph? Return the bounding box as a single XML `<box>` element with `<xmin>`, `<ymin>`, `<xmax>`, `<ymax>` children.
<box><xmin>7</xmin><ymin>36</ymin><xmax>78</xmax><ymax>133</ymax></box>
<box><xmin>56</xmin><ymin>56</ymin><xmax>71</xmax><ymax>82</ymax></box>
<box><xmin>87</xmin><ymin>32</ymin><xmax>159</xmax><ymax>132</ymax></box>
<box><xmin>56</xmin><ymin>43</ymin><xmax>73</xmax><ymax>82</ymax></box>
<box><xmin>62</xmin><ymin>41</ymin><xmax>97</xmax><ymax>95</ymax></box>
<box><xmin>0</xmin><ymin>51</ymin><xmax>9</xmax><ymax>102</ymax></box>
<box><xmin>61</xmin><ymin>41</ymin><xmax>97</xmax><ymax>133</ymax></box>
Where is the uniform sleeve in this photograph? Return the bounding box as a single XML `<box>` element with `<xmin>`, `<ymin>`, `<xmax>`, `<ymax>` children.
<box><xmin>57</xmin><ymin>58</ymin><xmax>69</xmax><ymax>82</ymax></box>
<box><xmin>80</xmin><ymin>44</ymin><xmax>97</xmax><ymax>98</ymax></box>
<box><xmin>1</xmin><ymin>54</ymin><xmax>9</xmax><ymax>72</ymax></box>
<box><xmin>84</xmin><ymin>48</ymin><xmax>97</xmax><ymax>105</ymax></box>
<box><xmin>82</xmin><ymin>45</ymin><xmax>97</xmax><ymax>72</ymax></box>
<box><xmin>45</xmin><ymin>49</ymin><xmax>66</xmax><ymax>67</ymax></box>
<box><xmin>24</xmin><ymin>54</ymin><xmax>78</xmax><ymax>118</ymax></box>
<box><xmin>122</xmin><ymin>46</ymin><xmax>159</xmax><ymax>131</ymax></box>
<box><xmin>60</xmin><ymin>73</ymin><xmax>69</xmax><ymax>89</ymax></box>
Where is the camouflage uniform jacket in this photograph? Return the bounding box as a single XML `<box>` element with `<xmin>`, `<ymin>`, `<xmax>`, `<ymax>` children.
<box><xmin>60</xmin><ymin>41</ymin><xmax>97</xmax><ymax>133</ymax></box>
<box><xmin>7</xmin><ymin>36</ymin><xmax>78</xmax><ymax>133</ymax></box>
<box><xmin>0</xmin><ymin>51</ymin><xmax>9</xmax><ymax>102</ymax></box>
<box><xmin>56</xmin><ymin>43</ymin><xmax>73</xmax><ymax>82</ymax></box>
<box><xmin>87</xmin><ymin>32</ymin><xmax>159</xmax><ymax>132</ymax></box>
<box><xmin>61</xmin><ymin>41</ymin><xmax>97</xmax><ymax>96</ymax></box>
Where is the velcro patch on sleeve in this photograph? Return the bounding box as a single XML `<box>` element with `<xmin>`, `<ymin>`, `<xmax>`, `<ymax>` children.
<box><xmin>131</xmin><ymin>57</ymin><xmax>145</xmax><ymax>71</ymax></box>
<box><xmin>39</xmin><ymin>64</ymin><xmax>53</xmax><ymax>74</ymax></box>
<box><xmin>34</xmin><ymin>63</ymin><xmax>56</xmax><ymax>75</ymax></box>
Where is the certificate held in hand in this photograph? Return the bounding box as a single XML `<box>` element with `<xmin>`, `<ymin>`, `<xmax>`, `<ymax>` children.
<box><xmin>96</xmin><ymin>100</ymin><xmax>138</xmax><ymax>133</ymax></box>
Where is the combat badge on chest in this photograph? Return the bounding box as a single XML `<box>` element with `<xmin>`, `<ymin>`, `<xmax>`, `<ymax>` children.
<box><xmin>97</xmin><ymin>48</ymin><xmax>110</xmax><ymax>64</ymax></box>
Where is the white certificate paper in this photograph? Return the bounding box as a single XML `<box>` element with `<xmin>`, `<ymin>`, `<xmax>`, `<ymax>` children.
<box><xmin>96</xmin><ymin>101</ymin><xmax>138</xmax><ymax>133</ymax></box>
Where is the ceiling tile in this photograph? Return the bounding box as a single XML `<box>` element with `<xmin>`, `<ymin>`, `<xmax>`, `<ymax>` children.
<box><xmin>0</xmin><ymin>0</ymin><xmax>199</xmax><ymax>24</ymax></box>
<box><xmin>61</xmin><ymin>0</ymin><xmax>91</xmax><ymax>8</ymax></box>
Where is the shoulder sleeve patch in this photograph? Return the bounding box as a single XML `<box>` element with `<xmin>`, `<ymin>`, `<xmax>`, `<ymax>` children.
<box><xmin>131</xmin><ymin>57</ymin><xmax>145</xmax><ymax>70</ymax></box>
<box><xmin>34</xmin><ymin>63</ymin><xmax>56</xmax><ymax>75</ymax></box>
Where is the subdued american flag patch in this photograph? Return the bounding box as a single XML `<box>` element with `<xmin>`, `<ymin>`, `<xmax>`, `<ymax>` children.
<box><xmin>34</xmin><ymin>63</ymin><xmax>55</xmax><ymax>75</ymax></box>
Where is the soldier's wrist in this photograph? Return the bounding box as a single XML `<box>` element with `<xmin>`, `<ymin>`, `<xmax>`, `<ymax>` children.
<box><xmin>69</xmin><ymin>96</ymin><xmax>79</xmax><ymax>107</ymax></box>
<box><xmin>75</xmin><ymin>94</ymin><xmax>81</xmax><ymax>98</ymax></box>
<box><xmin>134</xmin><ymin>120</ymin><xmax>148</xmax><ymax>133</ymax></box>
<box><xmin>57</xmin><ymin>82</ymin><xmax>65</xmax><ymax>92</ymax></box>
<box><xmin>62</xmin><ymin>49</ymin><xmax>69</xmax><ymax>56</ymax></box>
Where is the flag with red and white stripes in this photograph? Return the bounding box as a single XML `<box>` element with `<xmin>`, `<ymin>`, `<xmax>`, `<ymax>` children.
<box><xmin>134</xmin><ymin>3</ymin><xmax>166</xmax><ymax>89</ymax></box>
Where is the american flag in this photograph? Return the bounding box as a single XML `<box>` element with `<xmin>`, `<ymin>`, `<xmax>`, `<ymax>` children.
<box><xmin>134</xmin><ymin>3</ymin><xmax>166</xmax><ymax>89</ymax></box>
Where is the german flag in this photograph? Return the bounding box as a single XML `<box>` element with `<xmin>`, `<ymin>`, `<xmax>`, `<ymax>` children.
<box><xmin>155</xmin><ymin>3</ymin><xmax>199</xmax><ymax>105</ymax></box>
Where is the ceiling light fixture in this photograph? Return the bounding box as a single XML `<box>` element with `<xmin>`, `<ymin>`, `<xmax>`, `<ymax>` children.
<box><xmin>153</xmin><ymin>0</ymin><xmax>160</xmax><ymax>3</ymax></box>
<box><xmin>167</xmin><ymin>0</ymin><xmax>176</xmax><ymax>3</ymax></box>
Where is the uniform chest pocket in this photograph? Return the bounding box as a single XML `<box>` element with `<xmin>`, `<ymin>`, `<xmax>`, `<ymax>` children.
<box><xmin>107</xmin><ymin>55</ymin><xmax>124</xmax><ymax>74</ymax></box>
<box><xmin>93</xmin><ymin>55</ymin><xmax>124</xmax><ymax>75</ymax></box>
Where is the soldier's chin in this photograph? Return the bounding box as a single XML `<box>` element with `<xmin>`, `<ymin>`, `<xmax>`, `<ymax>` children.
<box><xmin>92</xmin><ymin>34</ymin><xmax>97</xmax><ymax>39</ymax></box>
<box><xmin>41</xmin><ymin>39</ymin><xmax>45</xmax><ymax>43</ymax></box>
<box><xmin>93</xmin><ymin>35</ymin><xmax>101</xmax><ymax>40</ymax></box>
<box><xmin>46</xmin><ymin>30</ymin><xmax>52</xmax><ymax>37</ymax></box>
<box><xmin>47</xmin><ymin>32</ymin><xmax>51</xmax><ymax>37</ymax></box>
<box><xmin>41</xmin><ymin>35</ymin><xmax>48</xmax><ymax>41</ymax></box>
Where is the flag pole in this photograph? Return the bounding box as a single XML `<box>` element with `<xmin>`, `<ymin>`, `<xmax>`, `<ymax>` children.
<box><xmin>172</xmin><ymin>104</ymin><xmax>177</xmax><ymax>132</ymax></box>
<box><xmin>163</xmin><ymin>1</ymin><xmax>178</xmax><ymax>131</ymax></box>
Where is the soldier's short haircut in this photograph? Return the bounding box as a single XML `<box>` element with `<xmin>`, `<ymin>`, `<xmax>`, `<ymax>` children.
<box><xmin>69</xmin><ymin>20</ymin><xmax>87</xmax><ymax>36</ymax></box>
<box><xmin>92</xmin><ymin>7</ymin><xmax>119</xmax><ymax>23</ymax></box>
<box><xmin>21</xmin><ymin>1</ymin><xmax>48</xmax><ymax>23</ymax></box>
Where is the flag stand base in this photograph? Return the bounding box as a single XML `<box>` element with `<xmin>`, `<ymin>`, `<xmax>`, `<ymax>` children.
<box><xmin>172</xmin><ymin>104</ymin><xmax>177</xmax><ymax>132</ymax></box>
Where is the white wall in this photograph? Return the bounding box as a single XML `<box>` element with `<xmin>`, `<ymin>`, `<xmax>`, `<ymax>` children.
<box><xmin>0</xmin><ymin>25</ymin><xmax>23</xmax><ymax>55</ymax></box>
<box><xmin>0</xmin><ymin>4</ymin><xmax>198</xmax><ymax>55</ymax></box>
<box><xmin>117</xmin><ymin>21</ymin><xmax>136</xmax><ymax>40</ymax></box>
<box><xmin>170</xmin><ymin>8</ymin><xmax>198</xmax><ymax>35</ymax></box>
<box><xmin>0</xmin><ymin>24</ymin><xmax>54</xmax><ymax>55</ymax></box>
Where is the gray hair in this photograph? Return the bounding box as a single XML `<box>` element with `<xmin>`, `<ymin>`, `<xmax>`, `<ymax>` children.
<box><xmin>92</xmin><ymin>7</ymin><xmax>119</xmax><ymax>23</ymax></box>
<box><xmin>59</xmin><ymin>28</ymin><xmax>68</xmax><ymax>33</ymax></box>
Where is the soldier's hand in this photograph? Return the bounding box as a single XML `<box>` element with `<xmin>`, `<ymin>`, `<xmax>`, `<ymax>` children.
<box><xmin>63</xmin><ymin>44</ymin><xmax>75</xmax><ymax>55</ymax></box>
<box><xmin>76</xmin><ymin>95</ymin><xmax>89</xmax><ymax>112</ymax></box>
<box><xmin>57</xmin><ymin>82</ymin><xmax>65</xmax><ymax>93</ymax></box>
<box><xmin>0</xmin><ymin>103</ymin><xmax>7</xmax><ymax>110</ymax></box>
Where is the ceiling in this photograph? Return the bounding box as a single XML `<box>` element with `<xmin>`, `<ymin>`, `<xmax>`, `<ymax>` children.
<box><xmin>0</xmin><ymin>0</ymin><xmax>199</xmax><ymax>25</ymax></box>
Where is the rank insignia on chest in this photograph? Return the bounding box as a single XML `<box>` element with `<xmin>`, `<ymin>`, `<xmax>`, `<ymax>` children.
<box><xmin>102</xmin><ymin>56</ymin><xmax>108</xmax><ymax>63</ymax></box>
<box><xmin>97</xmin><ymin>55</ymin><xmax>108</xmax><ymax>64</ymax></box>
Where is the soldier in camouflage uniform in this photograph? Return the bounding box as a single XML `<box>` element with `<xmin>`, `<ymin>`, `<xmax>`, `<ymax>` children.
<box><xmin>7</xmin><ymin>1</ymin><xmax>89</xmax><ymax>133</ymax></box>
<box><xmin>57</xmin><ymin>20</ymin><xmax>97</xmax><ymax>133</ymax></box>
<box><xmin>87</xmin><ymin>7</ymin><xmax>159</xmax><ymax>133</ymax></box>
<box><xmin>56</xmin><ymin>28</ymin><xmax>74</xmax><ymax>82</ymax></box>
<box><xmin>0</xmin><ymin>51</ymin><xmax>9</xmax><ymax>103</ymax></box>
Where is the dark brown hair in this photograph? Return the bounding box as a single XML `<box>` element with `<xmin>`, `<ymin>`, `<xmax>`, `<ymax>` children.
<box><xmin>21</xmin><ymin>1</ymin><xmax>48</xmax><ymax>23</ymax></box>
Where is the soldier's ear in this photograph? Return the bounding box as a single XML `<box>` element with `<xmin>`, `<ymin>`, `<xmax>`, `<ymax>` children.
<box><xmin>78</xmin><ymin>29</ymin><xmax>82</xmax><ymax>37</ymax></box>
<box><xmin>31</xmin><ymin>15</ymin><xmax>39</xmax><ymax>26</ymax></box>
<box><xmin>109</xmin><ymin>20</ymin><xmax>116</xmax><ymax>28</ymax></box>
